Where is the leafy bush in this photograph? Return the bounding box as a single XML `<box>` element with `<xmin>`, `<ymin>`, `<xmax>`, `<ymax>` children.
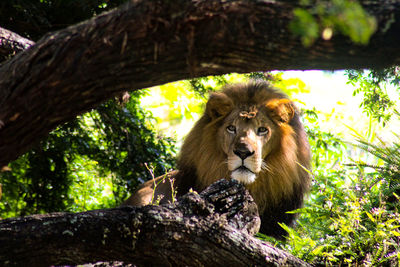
<box><xmin>346</xmin><ymin>68</ymin><xmax>400</xmax><ymax>125</ymax></box>
<box><xmin>272</xmin><ymin>111</ymin><xmax>400</xmax><ymax>266</ymax></box>
<box><xmin>0</xmin><ymin>91</ymin><xmax>176</xmax><ymax>218</ymax></box>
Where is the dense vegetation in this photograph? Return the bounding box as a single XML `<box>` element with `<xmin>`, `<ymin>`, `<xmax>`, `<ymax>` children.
<box><xmin>3</xmin><ymin>71</ymin><xmax>399</xmax><ymax>266</ymax></box>
<box><xmin>0</xmin><ymin>91</ymin><xmax>176</xmax><ymax>217</ymax></box>
<box><xmin>273</xmin><ymin>70</ymin><xmax>400</xmax><ymax>266</ymax></box>
<box><xmin>162</xmin><ymin>73</ymin><xmax>400</xmax><ymax>266</ymax></box>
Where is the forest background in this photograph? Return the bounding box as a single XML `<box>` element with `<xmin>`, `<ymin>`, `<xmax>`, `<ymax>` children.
<box><xmin>1</xmin><ymin>0</ymin><xmax>400</xmax><ymax>266</ymax></box>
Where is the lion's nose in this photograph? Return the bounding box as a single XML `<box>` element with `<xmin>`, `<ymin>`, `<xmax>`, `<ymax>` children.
<box><xmin>233</xmin><ymin>144</ymin><xmax>255</xmax><ymax>160</ymax></box>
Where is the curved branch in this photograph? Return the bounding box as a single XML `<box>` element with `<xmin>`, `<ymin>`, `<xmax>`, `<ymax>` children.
<box><xmin>0</xmin><ymin>0</ymin><xmax>400</xmax><ymax>166</ymax></box>
<box><xmin>0</xmin><ymin>180</ymin><xmax>310</xmax><ymax>266</ymax></box>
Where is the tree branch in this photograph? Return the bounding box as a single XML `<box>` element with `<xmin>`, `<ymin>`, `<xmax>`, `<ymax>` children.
<box><xmin>0</xmin><ymin>27</ymin><xmax>34</xmax><ymax>62</ymax></box>
<box><xmin>0</xmin><ymin>180</ymin><xmax>310</xmax><ymax>266</ymax></box>
<box><xmin>1</xmin><ymin>0</ymin><xmax>400</xmax><ymax>167</ymax></box>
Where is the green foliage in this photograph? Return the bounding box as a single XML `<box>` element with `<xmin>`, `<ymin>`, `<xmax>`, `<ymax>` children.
<box><xmin>276</xmin><ymin>75</ymin><xmax>310</xmax><ymax>99</ymax></box>
<box><xmin>0</xmin><ymin>131</ymin><xmax>74</xmax><ymax>217</ymax></box>
<box><xmin>141</xmin><ymin>74</ymin><xmax>249</xmax><ymax>131</ymax></box>
<box><xmin>189</xmin><ymin>75</ymin><xmax>231</xmax><ymax>97</ymax></box>
<box><xmin>290</xmin><ymin>0</ymin><xmax>377</xmax><ymax>46</ymax></box>
<box><xmin>347</xmin><ymin>68</ymin><xmax>400</xmax><ymax>125</ymax></box>
<box><xmin>290</xmin><ymin>8</ymin><xmax>320</xmax><ymax>47</ymax></box>
<box><xmin>354</xmin><ymin>135</ymin><xmax>400</xmax><ymax>210</ymax></box>
<box><xmin>143</xmin><ymin>81</ymin><xmax>208</xmax><ymax>126</ymax></box>
<box><xmin>0</xmin><ymin>91</ymin><xmax>176</xmax><ymax>218</ymax></box>
<box><xmin>303</xmin><ymin>109</ymin><xmax>344</xmax><ymax>170</ymax></box>
<box><xmin>286</xmin><ymin>183</ymin><xmax>400</xmax><ymax>266</ymax></box>
<box><xmin>269</xmin><ymin>111</ymin><xmax>400</xmax><ymax>266</ymax></box>
<box><xmin>93</xmin><ymin>92</ymin><xmax>176</xmax><ymax>190</ymax></box>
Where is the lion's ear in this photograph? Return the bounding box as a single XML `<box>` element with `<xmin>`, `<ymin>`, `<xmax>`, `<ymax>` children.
<box><xmin>206</xmin><ymin>92</ymin><xmax>234</xmax><ymax>120</ymax></box>
<box><xmin>266</xmin><ymin>99</ymin><xmax>295</xmax><ymax>123</ymax></box>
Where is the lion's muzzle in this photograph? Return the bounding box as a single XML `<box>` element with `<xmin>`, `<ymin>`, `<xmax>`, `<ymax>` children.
<box><xmin>233</xmin><ymin>142</ymin><xmax>255</xmax><ymax>160</ymax></box>
<box><xmin>229</xmin><ymin>138</ymin><xmax>259</xmax><ymax>184</ymax></box>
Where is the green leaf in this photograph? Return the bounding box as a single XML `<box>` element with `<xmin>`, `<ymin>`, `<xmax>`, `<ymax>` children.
<box><xmin>290</xmin><ymin>9</ymin><xmax>319</xmax><ymax>47</ymax></box>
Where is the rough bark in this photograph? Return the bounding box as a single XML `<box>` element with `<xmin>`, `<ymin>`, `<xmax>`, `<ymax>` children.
<box><xmin>0</xmin><ymin>27</ymin><xmax>35</xmax><ymax>61</ymax></box>
<box><xmin>1</xmin><ymin>0</ymin><xmax>400</xmax><ymax>167</ymax></box>
<box><xmin>0</xmin><ymin>179</ymin><xmax>310</xmax><ymax>267</ymax></box>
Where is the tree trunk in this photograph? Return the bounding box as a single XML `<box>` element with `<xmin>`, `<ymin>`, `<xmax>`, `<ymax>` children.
<box><xmin>0</xmin><ymin>179</ymin><xmax>310</xmax><ymax>267</ymax></box>
<box><xmin>0</xmin><ymin>0</ymin><xmax>399</xmax><ymax>166</ymax></box>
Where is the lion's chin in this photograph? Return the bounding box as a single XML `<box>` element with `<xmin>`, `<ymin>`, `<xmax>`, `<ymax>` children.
<box><xmin>231</xmin><ymin>169</ymin><xmax>256</xmax><ymax>184</ymax></box>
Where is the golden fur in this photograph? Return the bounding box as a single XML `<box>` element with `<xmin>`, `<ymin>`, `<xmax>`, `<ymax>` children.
<box><xmin>123</xmin><ymin>81</ymin><xmax>311</xmax><ymax>237</ymax></box>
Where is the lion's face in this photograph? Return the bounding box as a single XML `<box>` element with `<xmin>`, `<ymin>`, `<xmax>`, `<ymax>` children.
<box><xmin>204</xmin><ymin>88</ymin><xmax>296</xmax><ymax>186</ymax></box>
<box><xmin>218</xmin><ymin>107</ymin><xmax>281</xmax><ymax>184</ymax></box>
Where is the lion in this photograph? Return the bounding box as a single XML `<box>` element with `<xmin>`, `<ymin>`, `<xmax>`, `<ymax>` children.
<box><xmin>123</xmin><ymin>80</ymin><xmax>311</xmax><ymax>238</ymax></box>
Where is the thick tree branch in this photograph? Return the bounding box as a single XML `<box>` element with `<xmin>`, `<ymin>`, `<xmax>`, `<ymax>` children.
<box><xmin>0</xmin><ymin>27</ymin><xmax>35</xmax><ymax>62</ymax></box>
<box><xmin>1</xmin><ymin>0</ymin><xmax>400</xmax><ymax>167</ymax></box>
<box><xmin>0</xmin><ymin>180</ymin><xmax>310</xmax><ymax>266</ymax></box>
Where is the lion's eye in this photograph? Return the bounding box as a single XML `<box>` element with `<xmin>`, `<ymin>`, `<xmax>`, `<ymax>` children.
<box><xmin>257</xmin><ymin>127</ymin><xmax>268</xmax><ymax>136</ymax></box>
<box><xmin>226</xmin><ymin>125</ymin><xmax>236</xmax><ymax>134</ymax></box>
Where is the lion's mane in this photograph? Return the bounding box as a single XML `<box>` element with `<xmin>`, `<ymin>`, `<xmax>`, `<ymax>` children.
<box><xmin>175</xmin><ymin>81</ymin><xmax>311</xmax><ymax>237</ymax></box>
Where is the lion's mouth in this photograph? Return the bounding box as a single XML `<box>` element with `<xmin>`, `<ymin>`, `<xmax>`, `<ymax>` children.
<box><xmin>231</xmin><ymin>165</ymin><xmax>257</xmax><ymax>184</ymax></box>
<box><xmin>234</xmin><ymin>165</ymin><xmax>255</xmax><ymax>174</ymax></box>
